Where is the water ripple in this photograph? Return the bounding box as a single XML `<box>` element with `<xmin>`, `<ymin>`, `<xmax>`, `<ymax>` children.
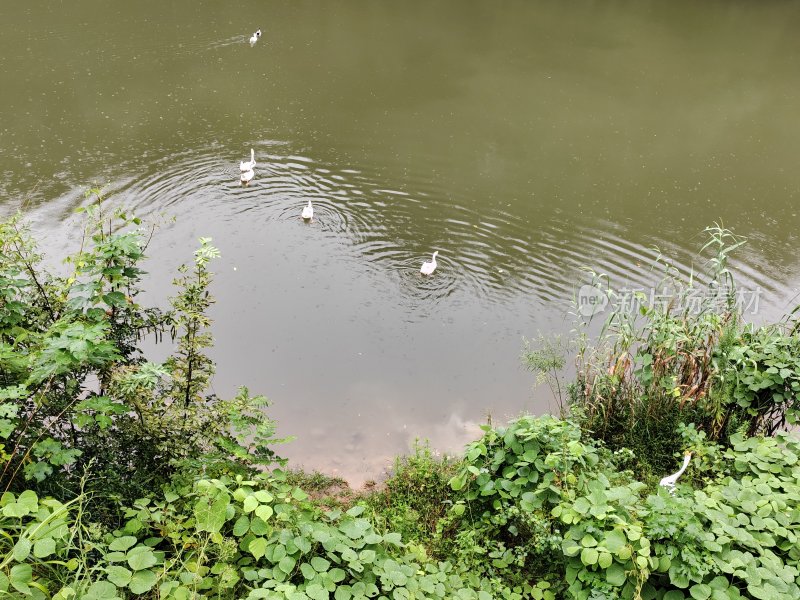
<box><xmin>45</xmin><ymin>141</ymin><xmax>784</xmax><ymax>319</ymax></box>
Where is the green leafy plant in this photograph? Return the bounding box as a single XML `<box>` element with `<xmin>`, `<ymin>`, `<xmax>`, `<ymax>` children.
<box><xmin>0</xmin><ymin>201</ymin><xmax>282</xmax><ymax>519</ymax></box>
<box><xmin>447</xmin><ymin>414</ymin><xmax>800</xmax><ymax>600</ymax></box>
<box><xmin>644</xmin><ymin>432</ymin><xmax>800</xmax><ymax>599</ymax></box>
<box><xmin>717</xmin><ymin>324</ymin><xmax>800</xmax><ymax>436</ymax></box>
<box><xmin>563</xmin><ymin>225</ymin><xmax>798</xmax><ymax>480</ymax></box>
<box><xmin>364</xmin><ymin>440</ymin><xmax>461</xmax><ymax>548</ymax></box>
<box><xmin>97</xmin><ymin>473</ymin><xmax>510</xmax><ymax>599</ymax></box>
<box><xmin>3</xmin><ymin>207</ymin><xmax>800</xmax><ymax>600</ymax></box>
<box><xmin>522</xmin><ymin>335</ymin><xmax>568</xmax><ymax>415</ymax></box>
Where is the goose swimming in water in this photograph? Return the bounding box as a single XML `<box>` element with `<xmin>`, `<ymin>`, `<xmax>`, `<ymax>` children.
<box><xmin>302</xmin><ymin>199</ymin><xmax>314</xmax><ymax>221</ymax></box>
<box><xmin>240</xmin><ymin>168</ymin><xmax>254</xmax><ymax>185</ymax></box>
<box><xmin>420</xmin><ymin>251</ymin><xmax>439</xmax><ymax>276</ymax></box>
<box><xmin>240</xmin><ymin>148</ymin><xmax>256</xmax><ymax>172</ymax></box>
<box><xmin>249</xmin><ymin>29</ymin><xmax>261</xmax><ymax>45</ymax></box>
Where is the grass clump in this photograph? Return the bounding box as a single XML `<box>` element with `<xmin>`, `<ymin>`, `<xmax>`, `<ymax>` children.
<box><xmin>363</xmin><ymin>440</ymin><xmax>461</xmax><ymax>548</ymax></box>
<box><xmin>281</xmin><ymin>468</ymin><xmax>354</xmax><ymax>508</ymax></box>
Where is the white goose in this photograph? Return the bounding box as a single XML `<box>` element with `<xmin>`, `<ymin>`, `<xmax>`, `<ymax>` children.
<box><xmin>240</xmin><ymin>168</ymin><xmax>254</xmax><ymax>185</ymax></box>
<box><xmin>301</xmin><ymin>199</ymin><xmax>314</xmax><ymax>221</ymax></box>
<box><xmin>249</xmin><ymin>29</ymin><xmax>261</xmax><ymax>45</ymax></box>
<box><xmin>420</xmin><ymin>251</ymin><xmax>439</xmax><ymax>276</ymax></box>
<box><xmin>240</xmin><ymin>149</ymin><xmax>256</xmax><ymax>172</ymax></box>
<box><xmin>659</xmin><ymin>452</ymin><xmax>692</xmax><ymax>493</ymax></box>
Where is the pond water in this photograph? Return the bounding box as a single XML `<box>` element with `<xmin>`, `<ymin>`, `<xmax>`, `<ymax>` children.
<box><xmin>2</xmin><ymin>1</ymin><xmax>800</xmax><ymax>483</ymax></box>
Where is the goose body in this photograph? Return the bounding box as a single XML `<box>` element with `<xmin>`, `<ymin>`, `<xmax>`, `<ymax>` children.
<box><xmin>302</xmin><ymin>199</ymin><xmax>314</xmax><ymax>220</ymax></box>
<box><xmin>249</xmin><ymin>29</ymin><xmax>261</xmax><ymax>45</ymax></box>
<box><xmin>420</xmin><ymin>251</ymin><xmax>439</xmax><ymax>276</ymax></box>
<box><xmin>240</xmin><ymin>148</ymin><xmax>256</xmax><ymax>172</ymax></box>
<box><xmin>240</xmin><ymin>168</ymin><xmax>254</xmax><ymax>185</ymax></box>
<box><xmin>659</xmin><ymin>452</ymin><xmax>692</xmax><ymax>493</ymax></box>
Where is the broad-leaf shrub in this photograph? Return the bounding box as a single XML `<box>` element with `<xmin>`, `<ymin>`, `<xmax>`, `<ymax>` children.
<box><xmin>449</xmin><ymin>416</ymin><xmax>648</xmax><ymax>599</ymax></box>
<box><xmin>645</xmin><ymin>433</ymin><xmax>800</xmax><ymax>599</ymax></box>
<box><xmin>1</xmin><ymin>472</ymin><xmax>525</xmax><ymax>599</ymax></box>
<box><xmin>130</xmin><ymin>473</ymin><xmax>517</xmax><ymax>599</ymax></box>
<box><xmin>450</xmin><ymin>415</ymin><xmax>800</xmax><ymax>600</ymax></box>
<box><xmin>0</xmin><ymin>489</ymin><xmax>83</xmax><ymax>597</ymax></box>
<box><xmin>718</xmin><ymin>326</ymin><xmax>800</xmax><ymax>436</ymax></box>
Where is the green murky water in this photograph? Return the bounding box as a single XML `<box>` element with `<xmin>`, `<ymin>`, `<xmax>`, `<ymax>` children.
<box><xmin>2</xmin><ymin>1</ymin><xmax>800</xmax><ymax>482</ymax></box>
